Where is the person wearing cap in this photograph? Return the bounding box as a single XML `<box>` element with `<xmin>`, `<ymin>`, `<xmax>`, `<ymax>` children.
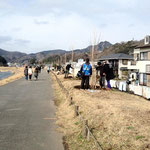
<box><xmin>80</xmin><ymin>58</ymin><xmax>92</xmax><ymax>89</ymax></box>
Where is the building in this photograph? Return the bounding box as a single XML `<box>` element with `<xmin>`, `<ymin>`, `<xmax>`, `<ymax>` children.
<box><xmin>99</xmin><ymin>53</ymin><xmax>133</xmax><ymax>79</ymax></box>
<box><xmin>128</xmin><ymin>35</ymin><xmax>150</xmax><ymax>87</ymax></box>
<box><xmin>109</xmin><ymin>36</ymin><xmax>150</xmax><ymax>99</ymax></box>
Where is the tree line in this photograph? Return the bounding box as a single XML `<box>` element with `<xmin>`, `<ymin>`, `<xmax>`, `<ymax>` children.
<box><xmin>0</xmin><ymin>56</ymin><xmax>7</xmax><ymax>66</ymax></box>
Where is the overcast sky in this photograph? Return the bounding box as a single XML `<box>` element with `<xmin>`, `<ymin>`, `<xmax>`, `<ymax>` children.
<box><xmin>0</xmin><ymin>0</ymin><xmax>150</xmax><ymax>53</ymax></box>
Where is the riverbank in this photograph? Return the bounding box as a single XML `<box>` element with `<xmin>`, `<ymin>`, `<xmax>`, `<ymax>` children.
<box><xmin>52</xmin><ymin>73</ymin><xmax>150</xmax><ymax>150</ymax></box>
<box><xmin>0</xmin><ymin>67</ymin><xmax>24</xmax><ymax>86</ymax></box>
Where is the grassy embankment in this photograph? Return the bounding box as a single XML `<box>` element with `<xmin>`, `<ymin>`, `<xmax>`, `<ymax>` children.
<box><xmin>52</xmin><ymin>73</ymin><xmax>150</xmax><ymax>150</ymax></box>
<box><xmin>0</xmin><ymin>67</ymin><xmax>24</xmax><ymax>86</ymax></box>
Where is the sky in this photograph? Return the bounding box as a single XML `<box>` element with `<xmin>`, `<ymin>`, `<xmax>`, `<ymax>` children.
<box><xmin>0</xmin><ymin>0</ymin><xmax>150</xmax><ymax>53</ymax></box>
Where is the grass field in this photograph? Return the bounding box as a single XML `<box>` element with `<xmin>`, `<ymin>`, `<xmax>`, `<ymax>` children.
<box><xmin>52</xmin><ymin>73</ymin><xmax>150</xmax><ymax>150</ymax></box>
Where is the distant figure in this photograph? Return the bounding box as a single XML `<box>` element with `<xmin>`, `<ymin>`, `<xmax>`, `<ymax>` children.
<box><xmin>96</xmin><ymin>62</ymin><xmax>105</xmax><ymax>88</ymax></box>
<box><xmin>47</xmin><ymin>66</ymin><xmax>50</xmax><ymax>74</ymax></box>
<box><xmin>28</xmin><ymin>66</ymin><xmax>33</xmax><ymax>80</ymax></box>
<box><xmin>34</xmin><ymin>66</ymin><xmax>39</xmax><ymax>80</ymax></box>
<box><xmin>24</xmin><ymin>66</ymin><xmax>28</xmax><ymax>80</ymax></box>
<box><xmin>80</xmin><ymin>58</ymin><xmax>92</xmax><ymax>89</ymax></box>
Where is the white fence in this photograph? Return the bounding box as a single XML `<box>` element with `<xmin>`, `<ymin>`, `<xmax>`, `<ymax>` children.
<box><xmin>110</xmin><ymin>80</ymin><xmax>150</xmax><ymax>99</ymax></box>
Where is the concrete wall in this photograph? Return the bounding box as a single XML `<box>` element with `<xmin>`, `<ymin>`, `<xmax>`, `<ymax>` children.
<box><xmin>128</xmin><ymin>60</ymin><xmax>150</xmax><ymax>73</ymax></box>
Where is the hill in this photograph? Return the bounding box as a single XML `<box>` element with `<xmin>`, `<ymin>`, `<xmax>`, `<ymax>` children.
<box><xmin>42</xmin><ymin>41</ymin><xmax>112</xmax><ymax>63</ymax></box>
<box><xmin>0</xmin><ymin>41</ymin><xmax>112</xmax><ymax>64</ymax></box>
<box><xmin>94</xmin><ymin>40</ymin><xmax>143</xmax><ymax>61</ymax></box>
<box><xmin>0</xmin><ymin>48</ymin><xmax>27</xmax><ymax>63</ymax></box>
<box><xmin>0</xmin><ymin>39</ymin><xmax>143</xmax><ymax>64</ymax></box>
<box><xmin>42</xmin><ymin>40</ymin><xmax>140</xmax><ymax>63</ymax></box>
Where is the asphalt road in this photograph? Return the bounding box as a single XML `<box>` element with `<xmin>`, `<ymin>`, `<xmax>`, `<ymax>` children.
<box><xmin>0</xmin><ymin>71</ymin><xmax>64</xmax><ymax>150</ymax></box>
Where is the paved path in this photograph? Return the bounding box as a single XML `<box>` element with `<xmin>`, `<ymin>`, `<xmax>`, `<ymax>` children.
<box><xmin>0</xmin><ymin>71</ymin><xmax>64</xmax><ymax>150</ymax></box>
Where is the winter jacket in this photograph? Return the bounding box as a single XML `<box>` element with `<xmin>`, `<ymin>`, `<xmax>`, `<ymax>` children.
<box><xmin>24</xmin><ymin>68</ymin><xmax>28</xmax><ymax>76</ymax></box>
<box><xmin>80</xmin><ymin>63</ymin><xmax>92</xmax><ymax>76</ymax></box>
<box><xmin>28</xmin><ymin>68</ymin><xmax>33</xmax><ymax>75</ymax></box>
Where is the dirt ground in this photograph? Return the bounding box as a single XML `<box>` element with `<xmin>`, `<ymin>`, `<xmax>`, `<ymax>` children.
<box><xmin>52</xmin><ymin>73</ymin><xmax>150</xmax><ymax>150</ymax></box>
<box><xmin>0</xmin><ymin>67</ymin><xmax>24</xmax><ymax>86</ymax></box>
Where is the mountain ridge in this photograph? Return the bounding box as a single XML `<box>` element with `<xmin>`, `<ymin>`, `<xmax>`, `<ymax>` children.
<box><xmin>0</xmin><ymin>41</ymin><xmax>112</xmax><ymax>63</ymax></box>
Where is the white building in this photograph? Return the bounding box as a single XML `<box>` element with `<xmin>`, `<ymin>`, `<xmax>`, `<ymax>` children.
<box><xmin>128</xmin><ymin>35</ymin><xmax>150</xmax><ymax>87</ymax></box>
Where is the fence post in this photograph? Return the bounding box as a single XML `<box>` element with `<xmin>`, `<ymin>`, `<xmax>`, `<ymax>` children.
<box><xmin>87</xmin><ymin>128</ymin><xmax>90</xmax><ymax>141</ymax></box>
<box><xmin>69</xmin><ymin>97</ymin><xmax>73</xmax><ymax>105</ymax></box>
<box><xmin>75</xmin><ymin>106</ymin><xmax>79</xmax><ymax>117</ymax></box>
<box><xmin>82</xmin><ymin>120</ymin><xmax>88</xmax><ymax>138</ymax></box>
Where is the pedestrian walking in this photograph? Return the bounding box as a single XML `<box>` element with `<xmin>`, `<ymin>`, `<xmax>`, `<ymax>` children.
<box><xmin>80</xmin><ymin>58</ymin><xmax>92</xmax><ymax>89</ymax></box>
<box><xmin>34</xmin><ymin>66</ymin><xmax>39</xmax><ymax>80</ymax></box>
<box><xmin>24</xmin><ymin>66</ymin><xmax>28</xmax><ymax>80</ymax></box>
<box><xmin>28</xmin><ymin>66</ymin><xmax>33</xmax><ymax>80</ymax></box>
<box><xmin>47</xmin><ymin>66</ymin><xmax>50</xmax><ymax>74</ymax></box>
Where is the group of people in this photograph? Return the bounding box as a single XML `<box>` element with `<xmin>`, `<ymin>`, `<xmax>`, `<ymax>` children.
<box><xmin>24</xmin><ymin>65</ymin><xmax>41</xmax><ymax>81</ymax></box>
<box><xmin>80</xmin><ymin>58</ymin><xmax>114</xmax><ymax>90</ymax></box>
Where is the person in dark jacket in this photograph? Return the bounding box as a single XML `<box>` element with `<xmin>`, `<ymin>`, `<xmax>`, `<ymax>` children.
<box><xmin>103</xmin><ymin>61</ymin><xmax>112</xmax><ymax>89</ymax></box>
<box><xmin>34</xmin><ymin>66</ymin><xmax>39</xmax><ymax>80</ymax></box>
<box><xmin>80</xmin><ymin>58</ymin><xmax>92</xmax><ymax>89</ymax></box>
<box><xmin>96</xmin><ymin>62</ymin><xmax>105</xmax><ymax>88</ymax></box>
<box><xmin>24</xmin><ymin>66</ymin><xmax>28</xmax><ymax>80</ymax></box>
<box><xmin>65</xmin><ymin>64</ymin><xmax>73</xmax><ymax>78</ymax></box>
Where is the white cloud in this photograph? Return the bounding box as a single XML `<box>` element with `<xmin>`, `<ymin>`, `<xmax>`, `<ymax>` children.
<box><xmin>0</xmin><ymin>0</ymin><xmax>150</xmax><ymax>53</ymax></box>
<box><xmin>0</xmin><ymin>36</ymin><xmax>12</xmax><ymax>44</ymax></box>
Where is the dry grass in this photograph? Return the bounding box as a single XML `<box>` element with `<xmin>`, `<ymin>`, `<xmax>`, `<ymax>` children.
<box><xmin>52</xmin><ymin>73</ymin><xmax>150</xmax><ymax>150</ymax></box>
<box><xmin>51</xmin><ymin>73</ymin><xmax>99</xmax><ymax>150</ymax></box>
<box><xmin>0</xmin><ymin>67</ymin><xmax>24</xmax><ymax>86</ymax></box>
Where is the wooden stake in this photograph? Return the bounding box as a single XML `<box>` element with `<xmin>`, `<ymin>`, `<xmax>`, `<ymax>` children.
<box><xmin>75</xmin><ymin>106</ymin><xmax>79</xmax><ymax>117</ymax></box>
<box><xmin>82</xmin><ymin>120</ymin><xmax>88</xmax><ymax>138</ymax></box>
<box><xmin>69</xmin><ymin>97</ymin><xmax>73</xmax><ymax>105</ymax></box>
<box><xmin>87</xmin><ymin>128</ymin><xmax>90</xmax><ymax>141</ymax></box>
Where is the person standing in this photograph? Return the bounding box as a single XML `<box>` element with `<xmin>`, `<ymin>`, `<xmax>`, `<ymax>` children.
<box><xmin>28</xmin><ymin>66</ymin><xmax>33</xmax><ymax>81</ymax></box>
<box><xmin>47</xmin><ymin>66</ymin><xmax>50</xmax><ymax>74</ymax></box>
<box><xmin>24</xmin><ymin>66</ymin><xmax>28</xmax><ymax>80</ymax></box>
<box><xmin>65</xmin><ymin>64</ymin><xmax>73</xmax><ymax>78</ymax></box>
<box><xmin>96</xmin><ymin>62</ymin><xmax>105</xmax><ymax>89</ymax></box>
<box><xmin>103</xmin><ymin>61</ymin><xmax>112</xmax><ymax>89</ymax></box>
<box><xmin>34</xmin><ymin>66</ymin><xmax>39</xmax><ymax>80</ymax></box>
<box><xmin>80</xmin><ymin>58</ymin><xmax>92</xmax><ymax>89</ymax></box>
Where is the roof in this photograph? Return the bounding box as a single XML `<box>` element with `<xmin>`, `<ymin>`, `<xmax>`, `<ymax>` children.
<box><xmin>99</xmin><ymin>53</ymin><xmax>133</xmax><ymax>61</ymax></box>
<box><xmin>135</xmin><ymin>44</ymin><xmax>150</xmax><ymax>49</ymax></box>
